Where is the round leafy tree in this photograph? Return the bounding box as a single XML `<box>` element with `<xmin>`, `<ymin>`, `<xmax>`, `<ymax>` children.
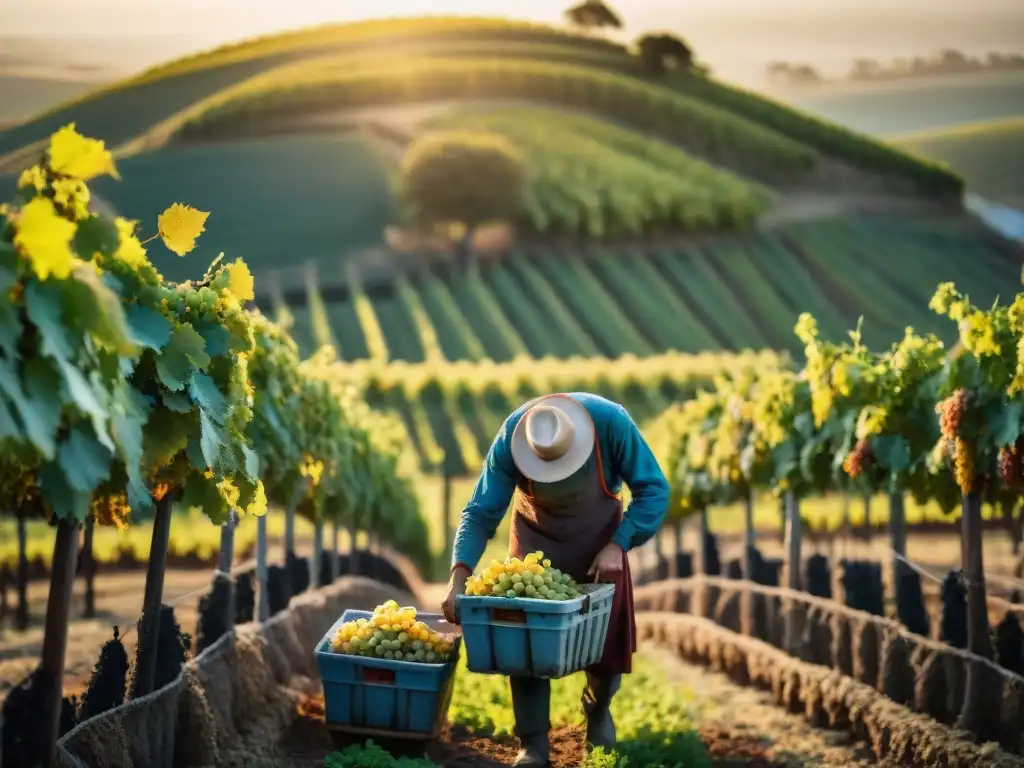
<box><xmin>564</xmin><ymin>0</ymin><xmax>623</xmax><ymax>32</ymax></box>
<box><xmin>399</xmin><ymin>130</ymin><xmax>525</xmax><ymax>251</ymax></box>
<box><xmin>636</xmin><ymin>33</ymin><xmax>695</xmax><ymax>75</ymax></box>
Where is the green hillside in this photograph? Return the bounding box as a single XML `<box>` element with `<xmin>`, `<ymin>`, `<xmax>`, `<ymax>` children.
<box><xmin>893</xmin><ymin>117</ymin><xmax>1024</xmax><ymax>208</ymax></box>
<box><xmin>89</xmin><ymin>133</ymin><xmax>395</xmax><ymax>289</ymax></box>
<box><xmin>3</xmin><ymin>15</ymin><xmax>1010</xmax><ymax>429</ymax></box>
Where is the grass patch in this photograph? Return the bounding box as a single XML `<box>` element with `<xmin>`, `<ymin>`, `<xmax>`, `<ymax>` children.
<box><xmin>449</xmin><ymin>653</ymin><xmax>711</xmax><ymax>767</ymax></box>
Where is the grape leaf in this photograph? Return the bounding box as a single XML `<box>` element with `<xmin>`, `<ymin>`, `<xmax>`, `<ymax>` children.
<box><xmin>23</xmin><ymin>354</ymin><xmax>62</xmax><ymax>445</ymax></box>
<box><xmin>66</xmin><ymin>263</ymin><xmax>135</xmax><ymax>356</ymax></box>
<box><xmin>59</xmin><ymin>424</ymin><xmax>113</xmax><ymax>493</ymax></box>
<box><xmin>192</xmin><ymin>320</ymin><xmax>230</xmax><ymax>359</ymax></box>
<box><xmin>0</xmin><ymin>304</ymin><xmax>19</xmax><ymax>360</ymax></box>
<box><xmin>180</xmin><ymin>471</ymin><xmax>228</xmax><ymax>524</ymax></box>
<box><xmin>110</xmin><ymin>383</ymin><xmax>151</xmax><ymax>510</ymax></box>
<box><xmin>199</xmin><ymin>409</ymin><xmax>223</xmax><ymax>470</ymax></box>
<box><xmin>189</xmin><ymin>371</ymin><xmax>227</xmax><ymax>422</ymax></box>
<box><xmin>871</xmin><ymin>434</ymin><xmax>910</xmax><ymax>474</ymax></box>
<box><xmin>38</xmin><ymin>460</ymin><xmax>91</xmax><ymax>521</ymax></box>
<box><xmin>0</xmin><ymin>357</ymin><xmax>56</xmax><ymax>458</ymax></box>
<box><xmin>57</xmin><ymin>358</ymin><xmax>113</xmax><ymax>452</ymax></box>
<box><xmin>0</xmin><ymin>398</ymin><xmax>18</xmax><ymax>440</ymax></box>
<box><xmin>241</xmin><ymin>443</ymin><xmax>259</xmax><ymax>481</ymax></box>
<box><xmin>141</xmin><ymin>404</ymin><xmax>192</xmax><ymax>470</ymax></box>
<box><xmin>0</xmin><ymin>262</ymin><xmax>16</xmax><ymax>297</ymax></box>
<box><xmin>126</xmin><ymin>304</ymin><xmax>173</xmax><ymax>352</ymax></box>
<box><xmin>161</xmin><ymin>390</ymin><xmax>193</xmax><ymax>413</ymax></box>
<box><xmin>156</xmin><ymin>324</ymin><xmax>209</xmax><ymax>392</ymax></box>
<box><xmin>71</xmin><ymin>214</ymin><xmax>119</xmax><ymax>259</ymax></box>
<box><xmin>25</xmin><ymin>281</ymin><xmax>73</xmax><ymax>362</ymax></box>
<box><xmin>989</xmin><ymin>400</ymin><xmax>1023</xmax><ymax>449</ymax></box>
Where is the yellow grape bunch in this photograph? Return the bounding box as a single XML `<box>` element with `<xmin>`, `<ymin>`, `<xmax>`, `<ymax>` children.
<box><xmin>465</xmin><ymin>551</ymin><xmax>582</xmax><ymax>600</ymax></box>
<box><xmin>331</xmin><ymin>600</ymin><xmax>454</xmax><ymax>663</ymax></box>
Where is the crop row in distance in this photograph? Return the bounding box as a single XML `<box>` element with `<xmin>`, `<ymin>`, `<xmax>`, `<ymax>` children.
<box><xmin>266</xmin><ymin>215</ymin><xmax>1017</xmax><ymax>369</ymax></box>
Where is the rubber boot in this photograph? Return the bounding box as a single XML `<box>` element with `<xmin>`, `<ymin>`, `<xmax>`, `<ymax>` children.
<box><xmin>582</xmin><ymin>672</ymin><xmax>621</xmax><ymax>751</ymax></box>
<box><xmin>509</xmin><ymin>676</ymin><xmax>551</xmax><ymax>766</ymax></box>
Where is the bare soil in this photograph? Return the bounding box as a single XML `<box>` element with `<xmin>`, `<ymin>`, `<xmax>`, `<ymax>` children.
<box><xmin>0</xmin><ymin>568</ymin><xmax>209</xmax><ymax>704</ymax></box>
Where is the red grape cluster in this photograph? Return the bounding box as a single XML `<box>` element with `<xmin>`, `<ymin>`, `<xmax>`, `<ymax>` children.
<box><xmin>843</xmin><ymin>438</ymin><xmax>871</xmax><ymax>479</ymax></box>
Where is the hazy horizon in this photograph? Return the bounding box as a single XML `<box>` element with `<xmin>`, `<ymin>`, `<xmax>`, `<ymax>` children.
<box><xmin>3</xmin><ymin>0</ymin><xmax>1024</xmax><ymax>85</ymax></box>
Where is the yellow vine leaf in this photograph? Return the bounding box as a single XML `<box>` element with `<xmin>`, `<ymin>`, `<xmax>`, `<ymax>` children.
<box><xmin>13</xmin><ymin>197</ymin><xmax>79</xmax><ymax>280</ymax></box>
<box><xmin>247</xmin><ymin>480</ymin><xmax>268</xmax><ymax>517</ymax></box>
<box><xmin>157</xmin><ymin>203</ymin><xmax>209</xmax><ymax>256</ymax></box>
<box><xmin>17</xmin><ymin>165</ymin><xmax>46</xmax><ymax>192</ymax></box>
<box><xmin>48</xmin><ymin>124</ymin><xmax>119</xmax><ymax>181</ymax></box>
<box><xmin>226</xmin><ymin>258</ymin><xmax>255</xmax><ymax>303</ymax></box>
<box><xmin>114</xmin><ymin>218</ymin><xmax>149</xmax><ymax>268</ymax></box>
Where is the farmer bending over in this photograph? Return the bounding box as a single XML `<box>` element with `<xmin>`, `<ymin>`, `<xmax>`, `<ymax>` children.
<box><xmin>441</xmin><ymin>393</ymin><xmax>669</xmax><ymax>766</ymax></box>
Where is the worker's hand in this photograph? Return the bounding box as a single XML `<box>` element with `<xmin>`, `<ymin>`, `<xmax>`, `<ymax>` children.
<box><xmin>587</xmin><ymin>541</ymin><xmax>624</xmax><ymax>582</ymax></box>
<box><xmin>441</xmin><ymin>565</ymin><xmax>471</xmax><ymax>624</ymax></box>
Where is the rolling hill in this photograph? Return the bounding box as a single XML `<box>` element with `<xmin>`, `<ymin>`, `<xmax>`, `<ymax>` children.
<box><xmin>1</xmin><ymin>15</ymin><xmax>1019</xmax><ymax>475</ymax></box>
<box><xmin>893</xmin><ymin>117</ymin><xmax>1024</xmax><ymax>209</ymax></box>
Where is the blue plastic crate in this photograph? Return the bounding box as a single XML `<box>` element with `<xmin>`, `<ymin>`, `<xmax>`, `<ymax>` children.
<box><xmin>314</xmin><ymin>609</ymin><xmax>460</xmax><ymax>737</ymax></box>
<box><xmin>456</xmin><ymin>583</ymin><xmax>615</xmax><ymax>678</ymax></box>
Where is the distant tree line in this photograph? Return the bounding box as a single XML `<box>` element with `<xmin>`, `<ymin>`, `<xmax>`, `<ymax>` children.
<box><xmin>767</xmin><ymin>49</ymin><xmax>1024</xmax><ymax>87</ymax></box>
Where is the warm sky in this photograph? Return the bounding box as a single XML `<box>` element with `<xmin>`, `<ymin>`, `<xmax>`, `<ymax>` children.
<box><xmin>5</xmin><ymin>0</ymin><xmax>1024</xmax><ymax>84</ymax></box>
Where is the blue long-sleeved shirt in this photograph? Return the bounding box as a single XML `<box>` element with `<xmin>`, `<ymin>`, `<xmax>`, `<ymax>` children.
<box><xmin>451</xmin><ymin>393</ymin><xmax>669</xmax><ymax>571</ymax></box>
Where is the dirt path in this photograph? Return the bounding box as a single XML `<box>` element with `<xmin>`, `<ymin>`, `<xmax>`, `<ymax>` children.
<box><xmin>276</xmin><ymin>647</ymin><xmax>878</xmax><ymax>767</ymax></box>
<box><xmin>649</xmin><ymin>647</ymin><xmax>877</xmax><ymax>767</ymax></box>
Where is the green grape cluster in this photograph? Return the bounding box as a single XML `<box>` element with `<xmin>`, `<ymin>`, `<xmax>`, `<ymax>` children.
<box><xmin>465</xmin><ymin>552</ymin><xmax>582</xmax><ymax>600</ymax></box>
<box><xmin>331</xmin><ymin>602</ymin><xmax>454</xmax><ymax>663</ymax></box>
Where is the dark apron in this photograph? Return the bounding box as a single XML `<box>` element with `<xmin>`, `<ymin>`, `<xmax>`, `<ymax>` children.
<box><xmin>508</xmin><ymin>425</ymin><xmax>636</xmax><ymax>676</ymax></box>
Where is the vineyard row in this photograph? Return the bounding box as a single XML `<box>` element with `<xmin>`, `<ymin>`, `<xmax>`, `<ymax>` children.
<box><xmin>165</xmin><ymin>52</ymin><xmax>959</xmax><ymax>196</ymax></box>
<box><xmin>270</xmin><ymin>215</ymin><xmax>1016</xmax><ymax>368</ymax></box>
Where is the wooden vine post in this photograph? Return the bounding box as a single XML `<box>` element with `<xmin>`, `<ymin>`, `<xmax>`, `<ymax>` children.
<box><xmin>218</xmin><ymin>508</ymin><xmax>236</xmax><ymax>573</ymax></box>
<box><xmin>743</xmin><ymin>491</ymin><xmax>756</xmax><ymax>552</ymax></box>
<box><xmin>697</xmin><ymin>507</ymin><xmax>712</xmax><ymax>574</ymax></box>
<box><xmin>131</xmin><ymin>493</ymin><xmax>174</xmax><ymax>699</ymax></box>
<box><xmin>960</xmin><ymin>489</ymin><xmax>992</xmax><ymax>658</ymax></box>
<box><xmin>15</xmin><ymin>513</ymin><xmax>28</xmax><ymax>631</ymax></box>
<box><xmin>284</xmin><ymin>501</ymin><xmax>296</xmax><ymax>560</ymax></box>
<box><xmin>783</xmin><ymin>490</ymin><xmax>803</xmax><ymax>655</ymax></box>
<box><xmin>348</xmin><ymin>512</ymin><xmax>360</xmax><ymax>577</ymax></box>
<box><xmin>39</xmin><ymin>517</ymin><xmax>80</xmax><ymax>768</ymax></box>
<box><xmin>442</xmin><ymin>466</ymin><xmax>453</xmax><ymax>576</ymax></box>
<box><xmin>256</xmin><ymin>513</ymin><xmax>270</xmax><ymax>622</ymax></box>
<box><xmin>81</xmin><ymin>515</ymin><xmax>96</xmax><ymax>619</ymax></box>
<box><xmin>312</xmin><ymin>516</ymin><xmax>324</xmax><ymax>589</ymax></box>
<box><xmin>671</xmin><ymin>518</ymin><xmax>684</xmax><ymax>577</ymax></box>
<box><xmin>888</xmin><ymin>492</ymin><xmax>908</xmax><ymax>605</ymax></box>
<box><xmin>330</xmin><ymin>516</ymin><xmax>340</xmax><ymax>582</ymax></box>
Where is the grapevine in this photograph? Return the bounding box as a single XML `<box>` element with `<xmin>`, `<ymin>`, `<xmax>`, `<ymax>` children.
<box><xmin>1</xmin><ymin>124</ymin><xmax>261</xmax><ymax>525</ymax></box>
<box><xmin>657</xmin><ymin>278</ymin><xmax>1024</xmax><ymax>515</ymax></box>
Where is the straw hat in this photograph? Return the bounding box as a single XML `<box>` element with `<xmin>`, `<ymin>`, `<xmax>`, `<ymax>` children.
<box><xmin>510</xmin><ymin>395</ymin><xmax>595</xmax><ymax>484</ymax></box>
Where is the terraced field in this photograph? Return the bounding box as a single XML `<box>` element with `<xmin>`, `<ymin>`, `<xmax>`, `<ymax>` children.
<box><xmin>278</xmin><ymin>214</ymin><xmax>1018</xmax><ymax>362</ymax></box>
<box><xmin>254</xmin><ymin>210</ymin><xmax>1016</xmax><ymax>474</ymax></box>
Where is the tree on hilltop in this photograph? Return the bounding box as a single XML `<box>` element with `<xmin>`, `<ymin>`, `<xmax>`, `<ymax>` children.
<box><xmin>636</xmin><ymin>33</ymin><xmax>695</xmax><ymax>76</ymax></box>
<box><xmin>564</xmin><ymin>0</ymin><xmax>623</xmax><ymax>33</ymax></box>
<box><xmin>399</xmin><ymin>130</ymin><xmax>525</xmax><ymax>271</ymax></box>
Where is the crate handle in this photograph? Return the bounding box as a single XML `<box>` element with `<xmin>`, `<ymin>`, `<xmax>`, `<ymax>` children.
<box><xmin>491</xmin><ymin>607</ymin><xmax>526</xmax><ymax>624</ymax></box>
<box><xmin>579</xmin><ymin>594</ymin><xmax>592</xmax><ymax>615</ymax></box>
<box><xmin>362</xmin><ymin>667</ymin><xmax>396</xmax><ymax>685</ymax></box>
